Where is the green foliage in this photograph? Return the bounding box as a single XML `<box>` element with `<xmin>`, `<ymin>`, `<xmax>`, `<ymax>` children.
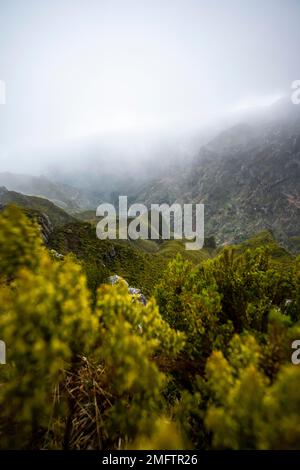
<box><xmin>0</xmin><ymin>207</ymin><xmax>97</xmax><ymax>448</ymax></box>
<box><xmin>209</xmin><ymin>247</ymin><xmax>292</xmax><ymax>332</ymax></box>
<box><xmin>90</xmin><ymin>283</ymin><xmax>185</xmax><ymax>447</ymax></box>
<box><xmin>157</xmin><ymin>247</ymin><xmax>300</xmax><ymax>449</ymax></box>
<box><xmin>97</xmin><ymin>283</ymin><xmax>185</xmax><ymax>357</ymax></box>
<box><xmin>203</xmin><ymin>337</ymin><xmax>300</xmax><ymax>450</ymax></box>
<box><xmin>156</xmin><ymin>247</ymin><xmax>297</xmax><ymax>352</ymax></box>
<box><xmin>258</xmin><ymin>366</ymin><xmax>300</xmax><ymax>449</ymax></box>
<box><xmin>0</xmin><ymin>205</ymin><xmax>300</xmax><ymax>450</ymax></box>
<box><xmin>0</xmin><ymin>207</ymin><xmax>184</xmax><ymax>449</ymax></box>
<box><xmin>155</xmin><ymin>255</ymin><xmax>224</xmax><ymax>364</ymax></box>
<box><xmin>176</xmin><ymin>332</ymin><xmax>300</xmax><ymax>450</ymax></box>
<box><xmin>0</xmin><ymin>205</ymin><xmax>43</xmax><ymax>279</ymax></box>
<box><xmin>235</xmin><ymin>230</ymin><xmax>293</xmax><ymax>265</ymax></box>
<box><xmin>129</xmin><ymin>418</ymin><xmax>185</xmax><ymax>450</ymax></box>
<box><xmin>49</xmin><ymin>221</ymin><xmax>165</xmax><ymax>297</ymax></box>
<box><xmin>49</xmin><ymin>220</ymin><xmax>213</xmax><ymax>299</ymax></box>
<box><xmin>285</xmin><ymin>256</ymin><xmax>300</xmax><ymax>322</ymax></box>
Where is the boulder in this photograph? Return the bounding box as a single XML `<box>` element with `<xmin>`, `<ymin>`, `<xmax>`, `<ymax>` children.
<box><xmin>107</xmin><ymin>275</ymin><xmax>147</xmax><ymax>305</ymax></box>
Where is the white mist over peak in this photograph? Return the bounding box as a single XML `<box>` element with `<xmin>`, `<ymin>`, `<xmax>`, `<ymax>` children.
<box><xmin>0</xmin><ymin>0</ymin><xmax>299</xmax><ymax>176</ymax></box>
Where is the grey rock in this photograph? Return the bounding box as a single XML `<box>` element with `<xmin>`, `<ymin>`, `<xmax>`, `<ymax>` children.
<box><xmin>107</xmin><ymin>275</ymin><xmax>147</xmax><ymax>305</ymax></box>
<box><xmin>107</xmin><ymin>274</ymin><xmax>129</xmax><ymax>287</ymax></box>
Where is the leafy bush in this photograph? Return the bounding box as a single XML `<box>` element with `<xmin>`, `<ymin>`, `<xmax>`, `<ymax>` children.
<box><xmin>0</xmin><ymin>206</ymin><xmax>184</xmax><ymax>449</ymax></box>
<box><xmin>0</xmin><ymin>205</ymin><xmax>300</xmax><ymax>449</ymax></box>
<box><xmin>203</xmin><ymin>335</ymin><xmax>300</xmax><ymax>450</ymax></box>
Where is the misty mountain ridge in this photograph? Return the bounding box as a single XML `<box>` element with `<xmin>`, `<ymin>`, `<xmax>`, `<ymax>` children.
<box><xmin>0</xmin><ymin>186</ymin><xmax>76</xmax><ymax>227</ymax></box>
<box><xmin>132</xmin><ymin>99</ymin><xmax>300</xmax><ymax>249</ymax></box>
<box><xmin>1</xmin><ymin>99</ymin><xmax>300</xmax><ymax>251</ymax></box>
<box><xmin>0</xmin><ymin>172</ymin><xmax>102</xmax><ymax>210</ymax></box>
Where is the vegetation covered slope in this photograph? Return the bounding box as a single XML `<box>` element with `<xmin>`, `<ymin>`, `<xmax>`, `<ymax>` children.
<box><xmin>0</xmin><ymin>205</ymin><xmax>299</xmax><ymax>450</ymax></box>
<box><xmin>0</xmin><ymin>172</ymin><xmax>101</xmax><ymax>210</ymax></box>
<box><xmin>0</xmin><ymin>186</ymin><xmax>76</xmax><ymax>227</ymax></box>
<box><xmin>48</xmin><ymin>220</ymin><xmax>213</xmax><ymax>297</ymax></box>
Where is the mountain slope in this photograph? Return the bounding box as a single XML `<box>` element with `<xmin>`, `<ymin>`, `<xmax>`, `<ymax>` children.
<box><xmin>0</xmin><ymin>186</ymin><xmax>76</xmax><ymax>227</ymax></box>
<box><xmin>134</xmin><ymin>101</ymin><xmax>300</xmax><ymax>250</ymax></box>
<box><xmin>48</xmin><ymin>220</ymin><xmax>214</xmax><ymax>297</ymax></box>
<box><xmin>0</xmin><ymin>172</ymin><xmax>101</xmax><ymax>210</ymax></box>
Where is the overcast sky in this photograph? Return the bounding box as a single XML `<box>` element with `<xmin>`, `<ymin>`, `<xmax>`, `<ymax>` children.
<box><xmin>0</xmin><ymin>0</ymin><xmax>300</xmax><ymax>173</ymax></box>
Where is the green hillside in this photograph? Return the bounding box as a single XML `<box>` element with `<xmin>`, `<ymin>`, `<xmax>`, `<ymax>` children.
<box><xmin>48</xmin><ymin>221</ymin><xmax>213</xmax><ymax>297</ymax></box>
<box><xmin>0</xmin><ymin>187</ymin><xmax>76</xmax><ymax>227</ymax></box>
<box><xmin>1</xmin><ymin>204</ymin><xmax>299</xmax><ymax>450</ymax></box>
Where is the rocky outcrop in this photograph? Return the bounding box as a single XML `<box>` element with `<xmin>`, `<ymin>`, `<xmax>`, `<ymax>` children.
<box><xmin>0</xmin><ymin>189</ymin><xmax>54</xmax><ymax>243</ymax></box>
<box><xmin>49</xmin><ymin>249</ymin><xmax>64</xmax><ymax>260</ymax></box>
<box><xmin>132</xmin><ymin>100</ymin><xmax>300</xmax><ymax>249</ymax></box>
<box><xmin>107</xmin><ymin>275</ymin><xmax>147</xmax><ymax>305</ymax></box>
<box><xmin>128</xmin><ymin>287</ymin><xmax>147</xmax><ymax>305</ymax></box>
<box><xmin>35</xmin><ymin>213</ymin><xmax>54</xmax><ymax>244</ymax></box>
